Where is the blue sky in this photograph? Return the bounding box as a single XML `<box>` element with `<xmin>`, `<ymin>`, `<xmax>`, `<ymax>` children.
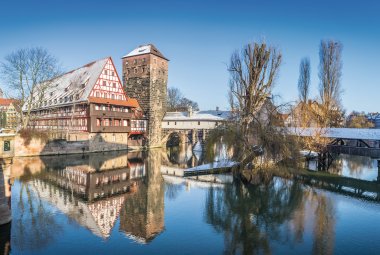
<box><xmin>1</xmin><ymin>0</ymin><xmax>379</xmax><ymax>113</ymax></box>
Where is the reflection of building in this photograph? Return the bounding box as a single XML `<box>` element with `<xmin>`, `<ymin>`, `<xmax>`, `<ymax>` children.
<box><xmin>120</xmin><ymin>150</ymin><xmax>165</xmax><ymax>243</ymax></box>
<box><xmin>21</xmin><ymin>151</ymin><xmax>146</xmax><ymax>239</ymax></box>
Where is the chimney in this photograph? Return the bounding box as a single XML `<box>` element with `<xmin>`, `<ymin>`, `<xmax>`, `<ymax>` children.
<box><xmin>188</xmin><ymin>106</ymin><xmax>193</xmax><ymax>117</ymax></box>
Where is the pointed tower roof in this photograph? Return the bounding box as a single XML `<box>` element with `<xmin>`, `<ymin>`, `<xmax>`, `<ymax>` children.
<box><xmin>122</xmin><ymin>44</ymin><xmax>168</xmax><ymax>60</ymax></box>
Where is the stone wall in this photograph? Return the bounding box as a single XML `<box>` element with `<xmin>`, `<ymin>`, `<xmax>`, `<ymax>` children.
<box><xmin>14</xmin><ymin>132</ymin><xmax>131</xmax><ymax>157</ymax></box>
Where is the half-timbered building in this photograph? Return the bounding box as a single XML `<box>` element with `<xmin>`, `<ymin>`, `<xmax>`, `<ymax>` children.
<box><xmin>25</xmin><ymin>57</ymin><xmax>147</xmax><ymax>146</ymax></box>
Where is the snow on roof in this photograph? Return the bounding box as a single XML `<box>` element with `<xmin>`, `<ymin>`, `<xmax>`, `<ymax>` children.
<box><xmin>122</xmin><ymin>44</ymin><xmax>168</xmax><ymax>60</ymax></box>
<box><xmin>289</xmin><ymin>127</ymin><xmax>380</xmax><ymax>140</ymax></box>
<box><xmin>163</xmin><ymin>110</ymin><xmax>231</xmax><ymax>121</ymax></box>
<box><xmin>23</xmin><ymin>57</ymin><xmax>109</xmax><ymax>111</ymax></box>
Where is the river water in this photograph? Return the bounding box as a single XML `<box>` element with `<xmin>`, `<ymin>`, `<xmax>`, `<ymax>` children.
<box><xmin>1</xmin><ymin>147</ymin><xmax>380</xmax><ymax>255</ymax></box>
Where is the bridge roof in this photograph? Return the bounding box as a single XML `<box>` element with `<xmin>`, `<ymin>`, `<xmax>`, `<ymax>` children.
<box><xmin>163</xmin><ymin>110</ymin><xmax>231</xmax><ymax>121</ymax></box>
<box><xmin>289</xmin><ymin>127</ymin><xmax>380</xmax><ymax>140</ymax></box>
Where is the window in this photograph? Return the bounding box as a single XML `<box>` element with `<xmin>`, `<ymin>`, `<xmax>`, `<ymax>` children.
<box><xmin>175</xmin><ymin>122</ymin><xmax>177</xmax><ymax>125</ymax></box>
<box><xmin>111</xmin><ymin>94</ymin><xmax>115</xmax><ymax>99</ymax></box>
<box><xmin>167</xmin><ymin>122</ymin><xmax>169</xmax><ymax>125</ymax></box>
<box><xmin>112</xmin><ymin>82</ymin><xmax>116</xmax><ymax>88</ymax></box>
<box><xmin>142</xmin><ymin>67</ymin><xmax>145</xmax><ymax>73</ymax></box>
<box><xmin>198</xmin><ymin>121</ymin><xmax>200</xmax><ymax>125</ymax></box>
<box><xmin>125</xmin><ymin>61</ymin><xmax>128</xmax><ymax>66</ymax></box>
<box><xmin>134</xmin><ymin>68</ymin><xmax>137</xmax><ymax>74</ymax></box>
<box><xmin>112</xmin><ymin>71</ymin><xmax>115</xmax><ymax>76</ymax></box>
<box><xmin>4</xmin><ymin>141</ymin><xmax>10</xmax><ymax>151</ymax></box>
<box><xmin>103</xmin><ymin>119</ymin><xmax>109</xmax><ymax>126</ymax></box>
<box><xmin>103</xmin><ymin>81</ymin><xmax>106</xmax><ymax>86</ymax></box>
<box><xmin>96</xmin><ymin>118</ymin><xmax>101</xmax><ymax>126</ymax></box>
<box><xmin>118</xmin><ymin>95</ymin><xmax>122</xmax><ymax>100</ymax></box>
<box><xmin>95</xmin><ymin>104</ymin><xmax>100</xmax><ymax>110</ymax></box>
<box><xmin>50</xmin><ymin>92</ymin><xmax>54</xmax><ymax>96</ymax></box>
<box><xmin>133</xmin><ymin>59</ymin><xmax>137</xmax><ymax>64</ymax></box>
<box><xmin>123</xmin><ymin>120</ymin><xmax>128</xmax><ymax>126</ymax></box>
<box><xmin>103</xmin><ymin>93</ymin><xmax>108</xmax><ymax>99</ymax></box>
<box><xmin>104</xmin><ymin>70</ymin><xmax>108</xmax><ymax>75</ymax></box>
<box><xmin>96</xmin><ymin>91</ymin><xmax>100</xmax><ymax>97</ymax></box>
<box><xmin>142</xmin><ymin>58</ymin><xmax>146</xmax><ymax>63</ymax></box>
<box><xmin>54</xmin><ymin>99</ymin><xmax>57</xmax><ymax>104</ymax></box>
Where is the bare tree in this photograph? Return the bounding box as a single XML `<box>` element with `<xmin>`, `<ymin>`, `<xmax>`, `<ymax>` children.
<box><xmin>0</xmin><ymin>47</ymin><xmax>61</xmax><ymax>128</ymax></box>
<box><xmin>167</xmin><ymin>87</ymin><xmax>182</xmax><ymax>111</ymax></box>
<box><xmin>207</xmin><ymin>42</ymin><xmax>300</xmax><ymax>174</ymax></box>
<box><xmin>298</xmin><ymin>57</ymin><xmax>310</xmax><ymax>103</ymax></box>
<box><xmin>228</xmin><ymin>42</ymin><xmax>282</xmax><ymax>135</ymax></box>
<box><xmin>318</xmin><ymin>40</ymin><xmax>343</xmax><ymax>127</ymax></box>
<box><xmin>167</xmin><ymin>87</ymin><xmax>199</xmax><ymax>111</ymax></box>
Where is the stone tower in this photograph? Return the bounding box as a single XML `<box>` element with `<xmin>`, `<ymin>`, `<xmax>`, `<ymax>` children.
<box><xmin>122</xmin><ymin>44</ymin><xmax>168</xmax><ymax>147</ymax></box>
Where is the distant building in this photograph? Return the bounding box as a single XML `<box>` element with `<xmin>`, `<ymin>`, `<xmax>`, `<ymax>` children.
<box><xmin>162</xmin><ymin>107</ymin><xmax>230</xmax><ymax>130</ymax></box>
<box><xmin>0</xmin><ymin>98</ymin><xmax>20</xmax><ymax>130</ymax></box>
<box><xmin>25</xmin><ymin>57</ymin><xmax>146</xmax><ymax>144</ymax></box>
<box><xmin>122</xmin><ymin>44</ymin><xmax>169</xmax><ymax>147</ymax></box>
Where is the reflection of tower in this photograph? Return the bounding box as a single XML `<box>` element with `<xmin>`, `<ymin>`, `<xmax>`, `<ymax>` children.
<box><xmin>122</xmin><ymin>44</ymin><xmax>169</xmax><ymax>147</ymax></box>
<box><xmin>120</xmin><ymin>150</ymin><xmax>164</xmax><ymax>243</ymax></box>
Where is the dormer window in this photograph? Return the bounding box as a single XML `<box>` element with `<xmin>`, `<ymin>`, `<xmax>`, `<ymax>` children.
<box><xmin>65</xmin><ymin>87</ymin><xmax>69</xmax><ymax>92</ymax></box>
<box><xmin>50</xmin><ymin>92</ymin><xmax>54</xmax><ymax>96</ymax></box>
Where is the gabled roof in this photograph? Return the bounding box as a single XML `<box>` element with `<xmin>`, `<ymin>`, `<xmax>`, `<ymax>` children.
<box><xmin>122</xmin><ymin>44</ymin><xmax>168</xmax><ymax>60</ymax></box>
<box><xmin>24</xmin><ymin>57</ymin><xmax>109</xmax><ymax>111</ymax></box>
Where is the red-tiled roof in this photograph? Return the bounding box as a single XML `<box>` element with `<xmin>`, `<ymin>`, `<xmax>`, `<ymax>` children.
<box><xmin>88</xmin><ymin>97</ymin><xmax>140</xmax><ymax>108</ymax></box>
<box><xmin>0</xmin><ymin>98</ymin><xmax>16</xmax><ymax>106</ymax></box>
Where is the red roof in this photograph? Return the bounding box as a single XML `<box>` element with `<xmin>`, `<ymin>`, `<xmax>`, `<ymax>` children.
<box><xmin>88</xmin><ymin>97</ymin><xmax>140</xmax><ymax>108</ymax></box>
<box><xmin>0</xmin><ymin>98</ymin><xmax>16</xmax><ymax>107</ymax></box>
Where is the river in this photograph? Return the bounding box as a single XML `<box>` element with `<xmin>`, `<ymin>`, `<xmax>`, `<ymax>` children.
<box><xmin>1</xmin><ymin>146</ymin><xmax>380</xmax><ymax>254</ymax></box>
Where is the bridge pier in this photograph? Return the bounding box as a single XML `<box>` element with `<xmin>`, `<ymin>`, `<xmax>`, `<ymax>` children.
<box><xmin>0</xmin><ymin>158</ymin><xmax>12</xmax><ymax>226</ymax></box>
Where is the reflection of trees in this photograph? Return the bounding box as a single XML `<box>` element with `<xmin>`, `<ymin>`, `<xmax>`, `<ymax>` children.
<box><xmin>205</xmin><ymin>179</ymin><xmax>304</xmax><ymax>254</ymax></box>
<box><xmin>165</xmin><ymin>182</ymin><xmax>183</xmax><ymax>200</ymax></box>
<box><xmin>206</xmin><ymin>177</ymin><xmax>338</xmax><ymax>254</ymax></box>
<box><xmin>328</xmin><ymin>154</ymin><xmax>375</xmax><ymax>178</ymax></box>
<box><xmin>312</xmin><ymin>195</ymin><xmax>335</xmax><ymax>255</ymax></box>
<box><xmin>13</xmin><ymin>179</ymin><xmax>62</xmax><ymax>252</ymax></box>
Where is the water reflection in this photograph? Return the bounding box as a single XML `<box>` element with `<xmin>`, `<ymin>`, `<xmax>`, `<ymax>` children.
<box><xmin>4</xmin><ymin>146</ymin><xmax>380</xmax><ymax>254</ymax></box>
<box><xmin>205</xmin><ymin>179</ymin><xmax>336</xmax><ymax>255</ymax></box>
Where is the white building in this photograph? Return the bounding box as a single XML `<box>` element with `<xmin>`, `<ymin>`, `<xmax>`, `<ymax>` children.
<box><xmin>162</xmin><ymin>107</ymin><xmax>231</xmax><ymax>130</ymax></box>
